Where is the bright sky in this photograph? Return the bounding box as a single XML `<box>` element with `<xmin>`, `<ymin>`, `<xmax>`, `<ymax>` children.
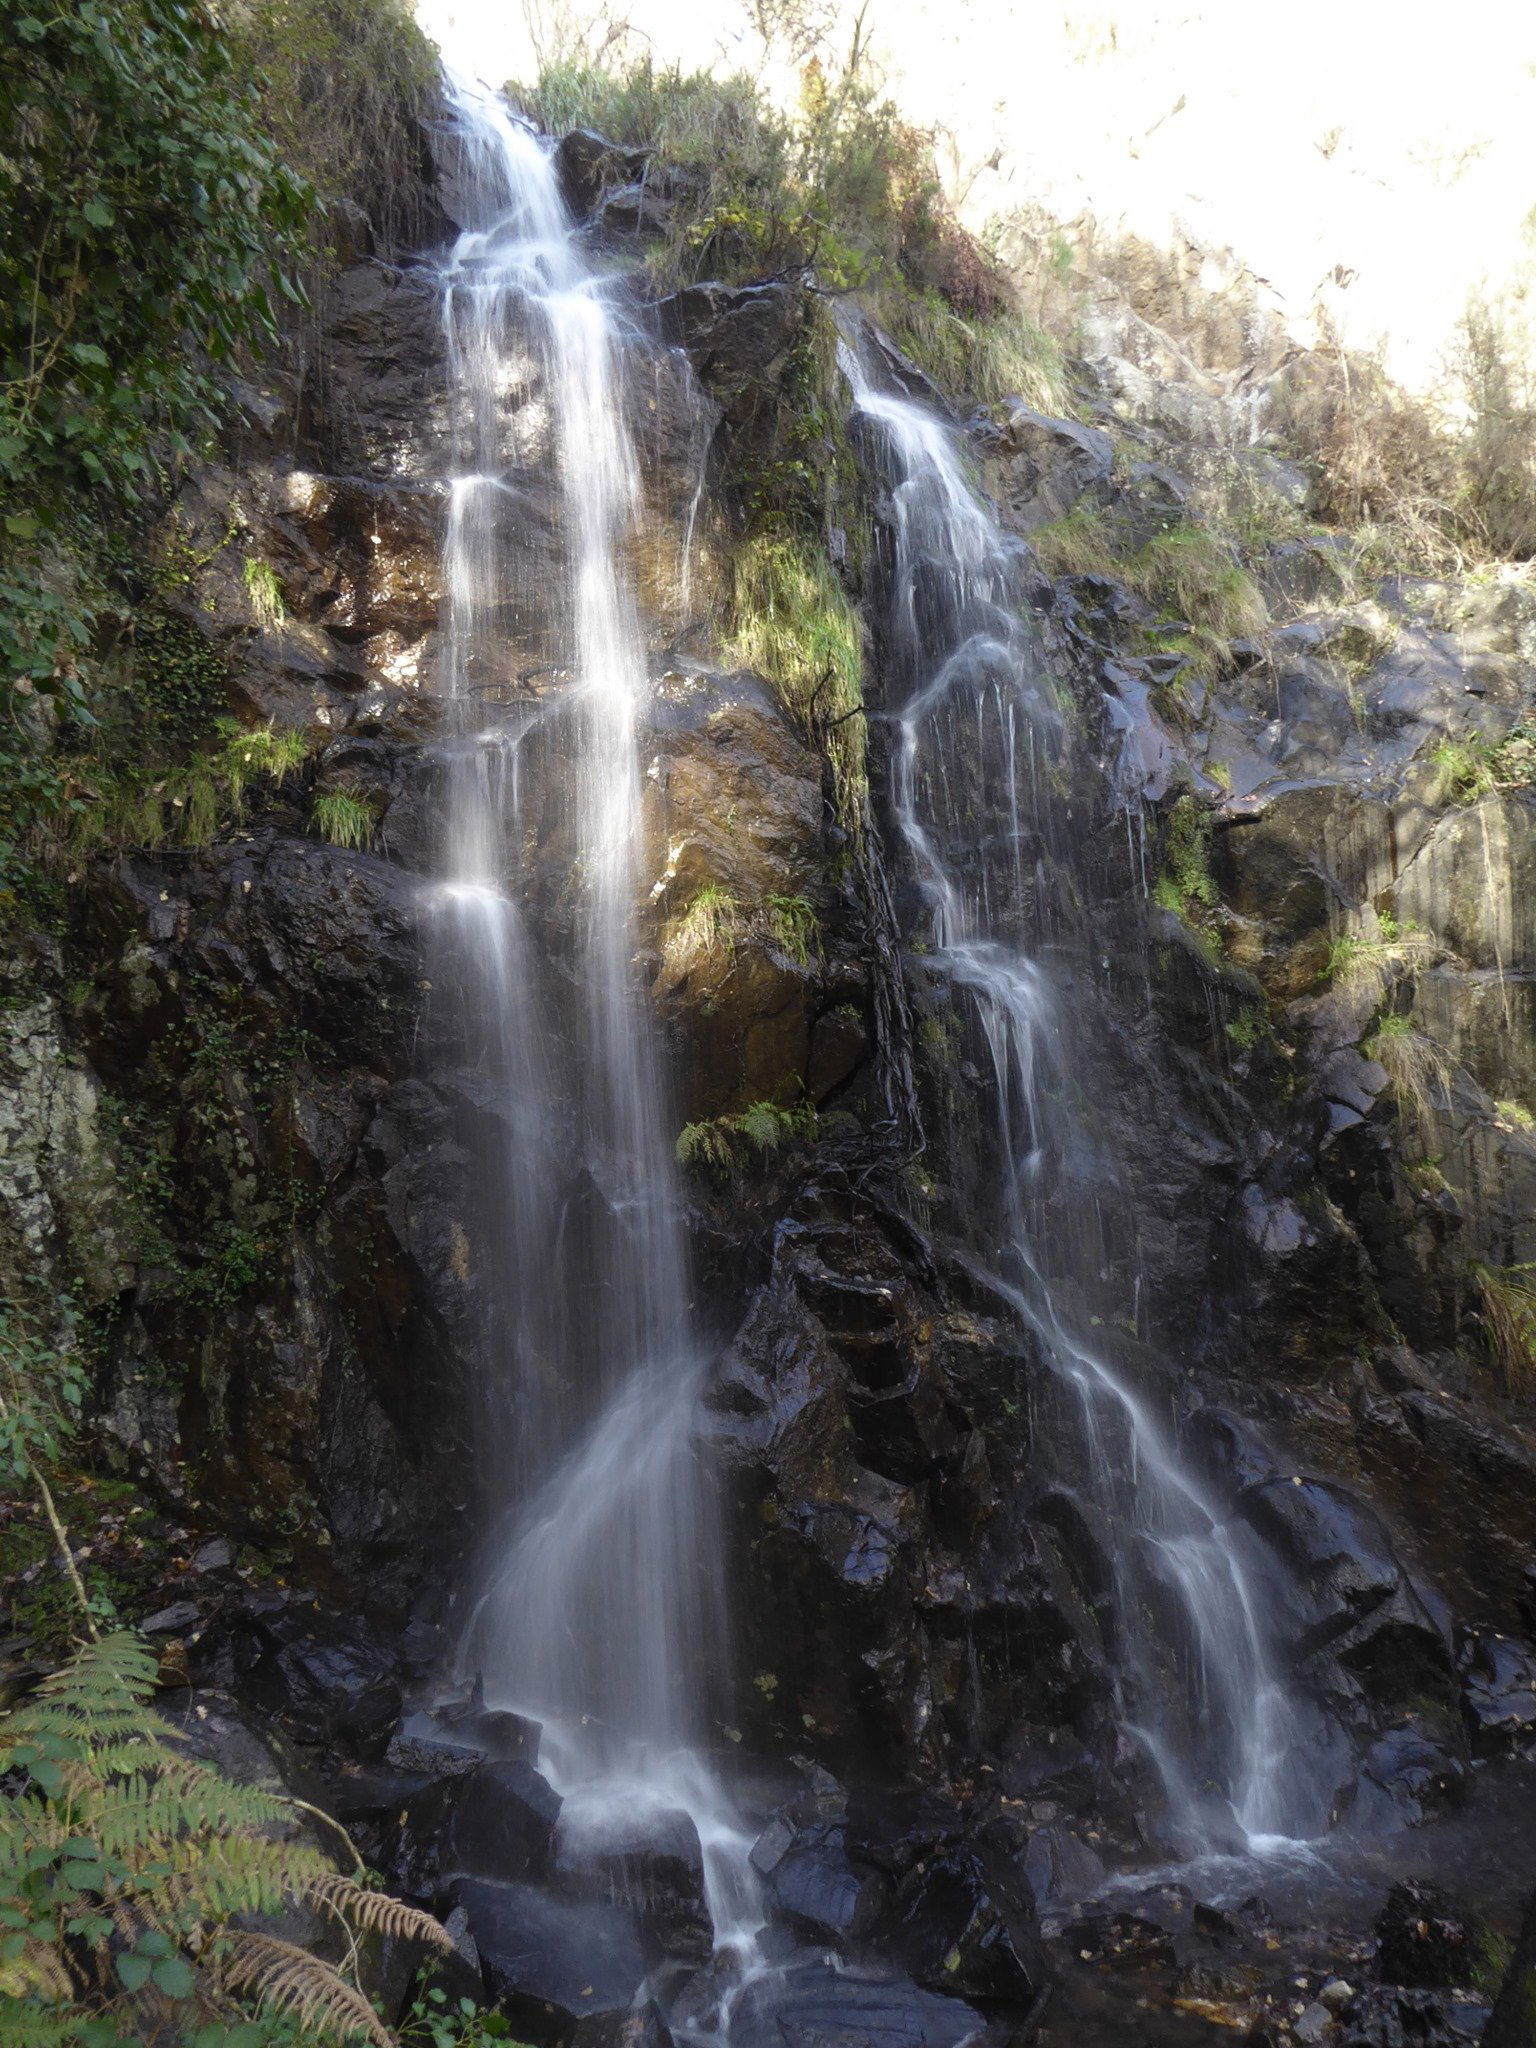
<box><xmin>415</xmin><ymin>0</ymin><xmax>1536</xmax><ymax>390</ymax></box>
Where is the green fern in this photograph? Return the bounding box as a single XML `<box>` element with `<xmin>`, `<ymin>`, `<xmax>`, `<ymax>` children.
<box><xmin>0</xmin><ymin>1632</ymin><xmax>451</xmax><ymax>2041</ymax></box>
<box><xmin>676</xmin><ymin>1099</ymin><xmax>816</xmax><ymax>1172</ymax></box>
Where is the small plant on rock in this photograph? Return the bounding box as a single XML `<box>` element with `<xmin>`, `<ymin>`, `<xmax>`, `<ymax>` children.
<box><xmin>242</xmin><ymin>557</ymin><xmax>286</xmax><ymax>630</ymax></box>
<box><xmin>1430</xmin><ymin>736</ymin><xmax>1496</xmax><ymax>806</ymax></box>
<box><xmin>1364</xmin><ymin>1011</ymin><xmax>1456</xmax><ymax>1141</ymax></box>
<box><xmin>676</xmin><ymin>1098</ymin><xmax>816</xmax><ymax>1171</ymax></box>
<box><xmin>1472</xmin><ymin>1262</ymin><xmax>1536</xmax><ymax>1396</ymax></box>
<box><xmin>764</xmin><ymin>893</ymin><xmax>819</xmax><ymax>967</ymax></box>
<box><xmin>311</xmin><ymin>789</ymin><xmax>376</xmax><ymax>851</ymax></box>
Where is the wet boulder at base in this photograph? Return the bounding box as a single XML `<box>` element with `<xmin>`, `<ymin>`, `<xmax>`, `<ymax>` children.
<box><xmin>447</xmin><ymin>1878</ymin><xmax>654</xmax><ymax>2048</ymax></box>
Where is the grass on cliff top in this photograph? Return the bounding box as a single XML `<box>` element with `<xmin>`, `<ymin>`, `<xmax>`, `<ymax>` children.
<box><xmin>728</xmin><ymin>533</ymin><xmax>866</xmax><ymax>831</ymax></box>
<box><xmin>859</xmin><ymin>285</ymin><xmax>1071</xmax><ymax>415</ymax></box>
<box><xmin>511</xmin><ymin>48</ymin><xmax>1010</xmax><ymax>321</ymax></box>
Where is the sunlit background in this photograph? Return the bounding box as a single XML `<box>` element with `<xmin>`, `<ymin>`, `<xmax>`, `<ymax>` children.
<box><xmin>414</xmin><ymin>0</ymin><xmax>1536</xmax><ymax>394</ymax></box>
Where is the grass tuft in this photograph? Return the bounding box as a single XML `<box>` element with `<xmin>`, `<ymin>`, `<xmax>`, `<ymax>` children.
<box><xmin>310</xmin><ymin>788</ymin><xmax>375</xmax><ymax>849</ymax></box>
<box><xmin>1323</xmin><ymin>912</ymin><xmax>1433</xmax><ymax>1009</ymax></box>
<box><xmin>1363</xmin><ymin>1011</ymin><xmax>1455</xmax><ymax>1139</ymax></box>
<box><xmin>861</xmin><ymin>287</ymin><xmax>1071</xmax><ymax>415</ymax></box>
<box><xmin>1472</xmin><ymin>1262</ymin><xmax>1536</xmax><ymax>1396</ymax></box>
<box><xmin>242</xmin><ymin>556</ymin><xmax>285</xmax><ymax>629</ymax></box>
<box><xmin>1030</xmin><ymin>513</ymin><xmax>1266</xmax><ymax>681</ymax></box>
<box><xmin>67</xmin><ymin>719</ymin><xmax>307</xmax><ymax>857</ymax></box>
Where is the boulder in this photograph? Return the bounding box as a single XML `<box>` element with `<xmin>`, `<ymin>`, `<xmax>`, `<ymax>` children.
<box><xmin>553</xmin><ymin>1802</ymin><xmax>711</xmax><ymax>1956</ymax></box>
<box><xmin>1375</xmin><ymin>1881</ymin><xmax>1483</xmax><ymax>1991</ymax></box>
<box><xmin>727</xmin><ymin>1956</ymin><xmax>986</xmax><ymax>2048</ymax></box>
<box><xmin>886</xmin><ymin>1840</ymin><xmax>1049</xmax><ymax>2007</ymax></box>
<box><xmin>232</xmin><ymin>1601</ymin><xmax>402</xmax><ymax>1760</ymax></box>
<box><xmin>754</xmin><ymin>1819</ymin><xmax>883</xmax><ymax>1948</ymax></box>
<box><xmin>984</xmin><ymin>404</ymin><xmax>1114</xmax><ymax>534</ymax></box>
<box><xmin>555</xmin><ymin>129</ymin><xmax>651</xmax><ymax>218</ymax></box>
<box><xmin>1460</xmin><ymin>1633</ymin><xmax>1536</xmax><ymax>1755</ymax></box>
<box><xmin>656</xmin><ymin>283</ymin><xmax>801</xmax><ymax>397</ymax></box>
<box><xmin>1337</xmin><ymin>1986</ymin><xmax>1468</xmax><ymax>2047</ymax></box>
<box><xmin>448</xmin><ymin>1877</ymin><xmax>652</xmax><ymax>2047</ymax></box>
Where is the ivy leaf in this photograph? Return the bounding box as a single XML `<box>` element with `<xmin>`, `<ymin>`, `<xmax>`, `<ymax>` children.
<box><xmin>82</xmin><ymin>197</ymin><xmax>115</xmax><ymax>228</ymax></box>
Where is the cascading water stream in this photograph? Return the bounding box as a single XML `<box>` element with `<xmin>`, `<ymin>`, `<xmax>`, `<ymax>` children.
<box><xmin>842</xmin><ymin>344</ymin><xmax>1329</xmax><ymax>1857</ymax></box>
<box><xmin>431</xmin><ymin>71</ymin><xmax>762</xmax><ymax>1962</ymax></box>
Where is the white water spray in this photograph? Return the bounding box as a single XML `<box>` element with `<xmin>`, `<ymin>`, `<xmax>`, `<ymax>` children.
<box><xmin>434</xmin><ymin>71</ymin><xmax>762</xmax><ymax>1958</ymax></box>
<box><xmin>845</xmin><ymin>345</ymin><xmax>1323</xmax><ymax>1854</ymax></box>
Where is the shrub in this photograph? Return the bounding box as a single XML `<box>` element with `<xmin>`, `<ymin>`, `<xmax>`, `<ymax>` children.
<box><xmin>1453</xmin><ymin>300</ymin><xmax>1536</xmax><ymax>562</ymax></box>
<box><xmin>225</xmin><ymin>0</ymin><xmax>440</xmax><ymax>253</ymax></box>
<box><xmin>0</xmin><ymin>2</ymin><xmax>310</xmax><ymax>524</ymax></box>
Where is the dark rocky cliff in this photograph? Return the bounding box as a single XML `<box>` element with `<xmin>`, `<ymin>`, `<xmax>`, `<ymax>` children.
<box><xmin>4</xmin><ymin>103</ymin><xmax>1536</xmax><ymax>2048</ymax></box>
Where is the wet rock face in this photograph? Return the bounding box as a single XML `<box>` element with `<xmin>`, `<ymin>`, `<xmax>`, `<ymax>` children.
<box><xmin>640</xmin><ymin>669</ymin><xmax>843</xmax><ymax>1121</ymax></box>
<box><xmin>708</xmin><ymin>1180</ymin><xmax>1113</xmax><ymax>1789</ymax></box>
<box><xmin>977</xmin><ymin>404</ymin><xmax>1115</xmax><ymax>534</ymax></box>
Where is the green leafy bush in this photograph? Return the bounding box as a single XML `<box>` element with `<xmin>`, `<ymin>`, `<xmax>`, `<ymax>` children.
<box><xmin>1</xmin><ymin>1</ymin><xmax>311</xmax><ymax>524</ymax></box>
<box><xmin>0</xmin><ymin>0</ymin><xmax>316</xmax><ymax>902</ymax></box>
<box><xmin>224</xmin><ymin>0</ymin><xmax>439</xmax><ymax>251</ymax></box>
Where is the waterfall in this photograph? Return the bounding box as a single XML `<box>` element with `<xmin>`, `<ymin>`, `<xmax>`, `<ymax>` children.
<box><xmin>433</xmin><ymin>72</ymin><xmax>761</xmax><ymax>1956</ymax></box>
<box><xmin>842</xmin><ymin>344</ymin><xmax>1328</xmax><ymax>1857</ymax></box>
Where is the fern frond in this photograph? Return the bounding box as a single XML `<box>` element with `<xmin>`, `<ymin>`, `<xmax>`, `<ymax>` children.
<box><xmin>220</xmin><ymin>1930</ymin><xmax>392</xmax><ymax>2047</ymax></box>
<box><xmin>22</xmin><ymin>1634</ymin><xmax>157</xmax><ymax>1728</ymax></box>
<box><xmin>157</xmin><ymin>1835</ymin><xmax>328</xmax><ymax>1923</ymax></box>
<box><xmin>0</xmin><ymin>1933</ymin><xmax>79</xmax><ymax>2001</ymax></box>
<box><xmin>303</xmin><ymin>1871</ymin><xmax>455</xmax><ymax>1954</ymax></box>
<box><xmin>0</xmin><ymin>2006</ymin><xmax>84</xmax><ymax>2047</ymax></box>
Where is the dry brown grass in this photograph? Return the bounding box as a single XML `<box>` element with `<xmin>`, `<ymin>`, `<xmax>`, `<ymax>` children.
<box><xmin>1473</xmin><ymin>1262</ymin><xmax>1536</xmax><ymax>1397</ymax></box>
